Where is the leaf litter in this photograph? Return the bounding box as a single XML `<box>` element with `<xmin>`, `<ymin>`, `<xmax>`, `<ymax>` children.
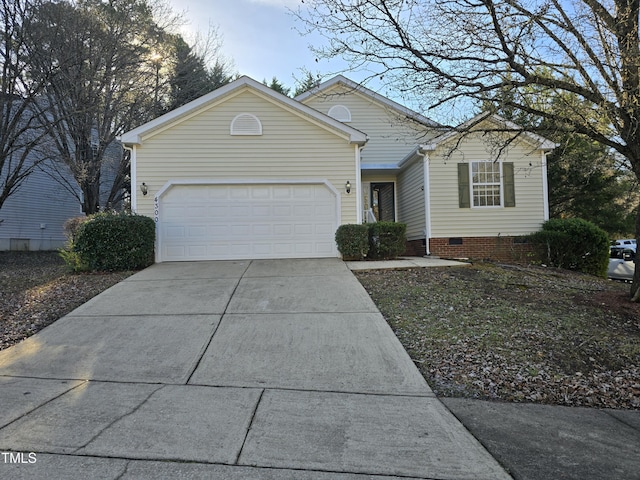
<box><xmin>355</xmin><ymin>263</ymin><xmax>640</xmax><ymax>410</ymax></box>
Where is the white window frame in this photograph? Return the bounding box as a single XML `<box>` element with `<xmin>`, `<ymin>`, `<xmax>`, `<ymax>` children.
<box><xmin>470</xmin><ymin>161</ymin><xmax>503</xmax><ymax>208</ymax></box>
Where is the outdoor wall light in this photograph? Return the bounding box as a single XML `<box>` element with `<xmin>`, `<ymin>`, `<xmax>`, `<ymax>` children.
<box><xmin>140</xmin><ymin>182</ymin><xmax>148</xmax><ymax>196</ymax></box>
<box><xmin>345</xmin><ymin>180</ymin><xmax>351</xmax><ymax>194</ymax></box>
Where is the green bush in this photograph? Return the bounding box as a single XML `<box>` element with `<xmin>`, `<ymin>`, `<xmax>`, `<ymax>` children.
<box><xmin>63</xmin><ymin>216</ymin><xmax>89</xmax><ymax>243</ymax></box>
<box><xmin>529</xmin><ymin>218</ymin><xmax>609</xmax><ymax>277</ymax></box>
<box><xmin>335</xmin><ymin>224</ymin><xmax>369</xmax><ymax>260</ymax></box>
<box><xmin>367</xmin><ymin>221</ymin><xmax>407</xmax><ymax>260</ymax></box>
<box><xmin>68</xmin><ymin>212</ymin><xmax>155</xmax><ymax>272</ymax></box>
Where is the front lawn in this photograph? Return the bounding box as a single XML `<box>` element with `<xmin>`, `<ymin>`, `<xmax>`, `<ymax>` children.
<box><xmin>356</xmin><ymin>263</ymin><xmax>640</xmax><ymax>409</ymax></box>
<box><xmin>0</xmin><ymin>252</ymin><xmax>133</xmax><ymax>350</ymax></box>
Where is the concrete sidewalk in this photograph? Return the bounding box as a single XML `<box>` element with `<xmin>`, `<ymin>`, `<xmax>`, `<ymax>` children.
<box><xmin>346</xmin><ymin>256</ymin><xmax>469</xmax><ymax>271</ymax></box>
<box><xmin>442</xmin><ymin>398</ymin><xmax>640</xmax><ymax>480</ymax></box>
<box><xmin>0</xmin><ymin>258</ymin><xmax>510</xmax><ymax>479</ymax></box>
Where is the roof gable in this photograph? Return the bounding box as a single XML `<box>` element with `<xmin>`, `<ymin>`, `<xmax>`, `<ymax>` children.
<box><xmin>422</xmin><ymin>112</ymin><xmax>557</xmax><ymax>152</ymax></box>
<box><xmin>296</xmin><ymin>75</ymin><xmax>440</xmax><ymax>129</ymax></box>
<box><xmin>120</xmin><ymin>76</ymin><xmax>367</xmax><ymax>145</ymax></box>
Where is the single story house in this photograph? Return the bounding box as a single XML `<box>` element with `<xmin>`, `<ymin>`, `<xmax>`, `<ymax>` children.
<box><xmin>120</xmin><ymin>75</ymin><xmax>555</xmax><ymax>263</ymax></box>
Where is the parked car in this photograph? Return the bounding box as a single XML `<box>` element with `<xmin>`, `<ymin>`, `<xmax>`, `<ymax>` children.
<box><xmin>612</xmin><ymin>239</ymin><xmax>637</xmax><ymax>252</ymax></box>
<box><xmin>608</xmin><ymin>247</ymin><xmax>636</xmax><ymax>281</ymax></box>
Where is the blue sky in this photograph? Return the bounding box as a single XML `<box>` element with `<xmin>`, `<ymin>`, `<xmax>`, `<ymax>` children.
<box><xmin>169</xmin><ymin>0</ymin><xmax>352</xmax><ymax>91</ymax></box>
<box><xmin>166</xmin><ymin>0</ymin><xmax>470</xmax><ymax>123</ymax></box>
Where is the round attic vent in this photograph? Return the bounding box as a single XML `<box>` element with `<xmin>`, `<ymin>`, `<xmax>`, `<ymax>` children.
<box><xmin>230</xmin><ymin>113</ymin><xmax>262</xmax><ymax>135</ymax></box>
<box><xmin>328</xmin><ymin>105</ymin><xmax>352</xmax><ymax>122</ymax></box>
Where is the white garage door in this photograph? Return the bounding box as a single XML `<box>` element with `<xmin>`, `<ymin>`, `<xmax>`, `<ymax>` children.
<box><xmin>158</xmin><ymin>183</ymin><xmax>339</xmax><ymax>261</ymax></box>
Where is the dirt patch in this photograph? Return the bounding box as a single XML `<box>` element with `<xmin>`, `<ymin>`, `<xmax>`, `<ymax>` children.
<box><xmin>356</xmin><ymin>263</ymin><xmax>640</xmax><ymax>409</ymax></box>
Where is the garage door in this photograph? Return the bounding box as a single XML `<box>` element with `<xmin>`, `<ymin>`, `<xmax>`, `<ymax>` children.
<box><xmin>158</xmin><ymin>183</ymin><xmax>339</xmax><ymax>261</ymax></box>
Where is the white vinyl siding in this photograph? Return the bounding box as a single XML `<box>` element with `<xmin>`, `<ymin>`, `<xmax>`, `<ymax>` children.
<box><xmin>134</xmin><ymin>88</ymin><xmax>358</xmax><ymax>225</ymax></box>
<box><xmin>301</xmin><ymin>85</ymin><xmax>437</xmax><ymax>166</ymax></box>
<box><xmin>429</xmin><ymin>132</ymin><xmax>547</xmax><ymax>237</ymax></box>
<box><xmin>397</xmin><ymin>158</ymin><xmax>426</xmax><ymax>240</ymax></box>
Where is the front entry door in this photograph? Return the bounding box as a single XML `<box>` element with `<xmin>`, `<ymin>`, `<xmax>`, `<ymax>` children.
<box><xmin>371</xmin><ymin>183</ymin><xmax>395</xmax><ymax>222</ymax></box>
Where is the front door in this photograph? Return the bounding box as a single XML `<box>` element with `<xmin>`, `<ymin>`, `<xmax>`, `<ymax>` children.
<box><xmin>370</xmin><ymin>183</ymin><xmax>395</xmax><ymax>222</ymax></box>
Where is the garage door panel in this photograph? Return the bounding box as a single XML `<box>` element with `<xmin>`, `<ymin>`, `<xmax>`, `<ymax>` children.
<box><xmin>159</xmin><ymin>184</ymin><xmax>338</xmax><ymax>261</ymax></box>
<box><xmin>316</xmin><ymin>224</ymin><xmax>335</xmax><ymax>236</ymax></box>
<box><xmin>188</xmin><ymin>245</ymin><xmax>207</xmax><ymax>257</ymax></box>
<box><xmin>231</xmin><ymin>187</ymin><xmax>250</xmax><ymax>199</ymax></box>
<box><xmin>252</xmin><ymin>205</ymin><xmax>271</xmax><ymax>216</ymax></box>
<box><xmin>188</xmin><ymin>226</ymin><xmax>207</xmax><ymax>239</ymax></box>
<box><xmin>252</xmin><ymin>224</ymin><xmax>272</xmax><ymax>235</ymax></box>
<box><xmin>251</xmin><ymin>187</ymin><xmax>271</xmax><ymax>199</ymax></box>
<box><xmin>273</xmin><ymin>187</ymin><xmax>293</xmax><ymax>199</ymax></box>
<box><xmin>315</xmin><ymin>243</ymin><xmax>336</xmax><ymax>255</ymax></box>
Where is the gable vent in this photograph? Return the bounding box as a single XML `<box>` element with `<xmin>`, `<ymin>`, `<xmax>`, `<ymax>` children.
<box><xmin>230</xmin><ymin>113</ymin><xmax>262</xmax><ymax>135</ymax></box>
<box><xmin>328</xmin><ymin>105</ymin><xmax>352</xmax><ymax>122</ymax></box>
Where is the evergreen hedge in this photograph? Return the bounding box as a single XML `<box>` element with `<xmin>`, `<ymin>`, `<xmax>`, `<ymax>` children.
<box><xmin>529</xmin><ymin>218</ymin><xmax>610</xmax><ymax>277</ymax></box>
<box><xmin>63</xmin><ymin>212</ymin><xmax>155</xmax><ymax>272</ymax></box>
<box><xmin>367</xmin><ymin>221</ymin><xmax>407</xmax><ymax>260</ymax></box>
<box><xmin>335</xmin><ymin>222</ymin><xmax>407</xmax><ymax>260</ymax></box>
<box><xmin>335</xmin><ymin>224</ymin><xmax>369</xmax><ymax>260</ymax></box>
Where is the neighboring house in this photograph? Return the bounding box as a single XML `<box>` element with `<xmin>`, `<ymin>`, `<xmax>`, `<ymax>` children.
<box><xmin>0</xmin><ymin>141</ymin><xmax>125</xmax><ymax>251</ymax></box>
<box><xmin>0</xmin><ymin>162</ymin><xmax>82</xmax><ymax>251</ymax></box>
<box><xmin>121</xmin><ymin>75</ymin><xmax>555</xmax><ymax>263</ymax></box>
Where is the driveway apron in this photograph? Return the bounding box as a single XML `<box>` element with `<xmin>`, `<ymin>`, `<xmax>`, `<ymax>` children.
<box><xmin>0</xmin><ymin>258</ymin><xmax>511</xmax><ymax>479</ymax></box>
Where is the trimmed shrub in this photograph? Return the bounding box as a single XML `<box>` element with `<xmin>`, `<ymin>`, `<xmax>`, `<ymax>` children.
<box><xmin>335</xmin><ymin>224</ymin><xmax>369</xmax><ymax>260</ymax></box>
<box><xmin>63</xmin><ymin>216</ymin><xmax>89</xmax><ymax>243</ymax></box>
<box><xmin>368</xmin><ymin>221</ymin><xmax>407</xmax><ymax>260</ymax></box>
<box><xmin>71</xmin><ymin>212</ymin><xmax>155</xmax><ymax>271</ymax></box>
<box><xmin>529</xmin><ymin>218</ymin><xmax>609</xmax><ymax>277</ymax></box>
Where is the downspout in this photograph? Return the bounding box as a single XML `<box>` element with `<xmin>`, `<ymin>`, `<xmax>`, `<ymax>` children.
<box><xmin>356</xmin><ymin>145</ymin><xmax>363</xmax><ymax>224</ymax></box>
<box><xmin>541</xmin><ymin>150</ymin><xmax>550</xmax><ymax>221</ymax></box>
<box><xmin>123</xmin><ymin>144</ymin><xmax>136</xmax><ymax>212</ymax></box>
<box><xmin>417</xmin><ymin>148</ymin><xmax>432</xmax><ymax>256</ymax></box>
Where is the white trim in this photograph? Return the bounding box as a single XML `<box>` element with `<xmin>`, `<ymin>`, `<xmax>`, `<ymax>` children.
<box><xmin>295</xmin><ymin>75</ymin><xmax>441</xmax><ymax>128</ymax></box>
<box><xmin>469</xmin><ymin>160</ymin><xmax>504</xmax><ymax>209</ymax></box>
<box><xmin>422</xmin><ymin>152</ymin><xmax>432</xmax><ymax>255</ymax></box>
<box><xmin>356</xmin><ymin>146</ymin><xmax>363</xmax><ymax>224</ymax></box>
<box><xmin>153</xmin><ymin>179</ymin><xmax>342</xmax><ymax>263</ymax></box>
<box><xmin>422</xmin><ymin>113</ymin><xmax>557</xmax><ymax>152</ymax></box>
<box><xmin>127</xmin><ymin>145</ymin><xmax>138</xmax><ymax>212</ymax></box>
<box><xmin>541</xmin><ymin>151</ymin><xmax>550</xmax><ymax>220</ymax></box>
<box><xmin>121</xmin><ymin>76</ymin><xmax>367</xmax><ymax>146</ymax></box>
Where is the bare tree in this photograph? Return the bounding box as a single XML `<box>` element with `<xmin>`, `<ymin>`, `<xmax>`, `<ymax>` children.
<box><xmin>0</xmin><ymin>0</ymin><xmax>51</xmax><ymax>215</ymax></box>
<box><xmin>27</xmin><ymin>0</ymin><xmax>173</xmax><ymax>214</ymax></box>
<box><xmin>297</xmin><ymin>0</ymin><xmax>640</xmax><ymax>299</ymax></box>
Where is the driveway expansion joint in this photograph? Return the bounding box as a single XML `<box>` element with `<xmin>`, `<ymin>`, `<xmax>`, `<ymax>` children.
<box><xmin>0</xmin><ymin>378</ymin><xmax>88</xmax><ymax>431</ymax></box>
<box><xmin>234</xmin><ymin>388</ymin><xmax>265</xmax><ymax>465</ymax></box>
<box><xmin>185</xmin><ymin>261</ymin><xmax>252</xmax><ymax>384</ymax></box>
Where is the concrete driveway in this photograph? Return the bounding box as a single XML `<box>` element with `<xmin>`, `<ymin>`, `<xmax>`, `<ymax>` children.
<box><xmin>0</xmin><ymin>258</ymin><xmax>510</xmax><ymax>479</ymax></box>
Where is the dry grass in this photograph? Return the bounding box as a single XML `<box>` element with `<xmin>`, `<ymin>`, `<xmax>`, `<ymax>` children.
<box><xmin>356</xmin><ymin>263</ymin><xmax>640</xmax><ymax>409</ymax></box>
